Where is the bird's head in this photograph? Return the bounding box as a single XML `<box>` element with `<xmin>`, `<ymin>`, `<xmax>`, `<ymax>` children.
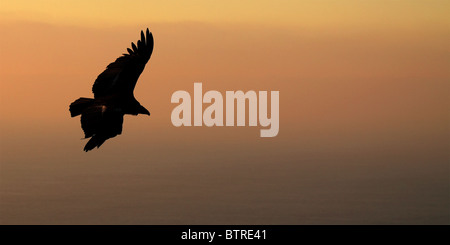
<box><xmin>138</xmin><ymin>104</ymin><xmax>150</xmax><ymax>116</ymax></box>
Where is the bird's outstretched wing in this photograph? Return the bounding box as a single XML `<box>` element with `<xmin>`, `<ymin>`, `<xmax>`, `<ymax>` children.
<box><xmin>92</xmin><ymin>28</ymin><xmax>153</xmax><ymax>98</ymax></box>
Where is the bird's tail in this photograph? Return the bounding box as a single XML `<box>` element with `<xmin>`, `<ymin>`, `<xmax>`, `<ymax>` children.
<box><xmin>84</xmin><ymin>135</ymin><xmax>106</xmax><ymax>152</ymax></box>
<box><xmin>69</xmin><ymin>97</ymin><xmax>95</xmax><ymax>117</ymax></box>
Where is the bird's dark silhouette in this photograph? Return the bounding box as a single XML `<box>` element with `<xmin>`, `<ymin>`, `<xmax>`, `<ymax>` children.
<box><xmin>70</xmin><ymin>28</ymin><xmax>153</xmax><ymax>152</ymax></box>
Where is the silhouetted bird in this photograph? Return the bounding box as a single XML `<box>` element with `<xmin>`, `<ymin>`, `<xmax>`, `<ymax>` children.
<box><xmin>69</xmin><ymin>28</ymin><xmax>153</xmax><ymax>152</ymax></box>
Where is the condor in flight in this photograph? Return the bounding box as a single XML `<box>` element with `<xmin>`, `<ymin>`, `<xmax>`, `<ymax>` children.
<box><xmin>69</xmin><ymin>28</ymin><xmax>153</xmax><ymax>152</ymax></box>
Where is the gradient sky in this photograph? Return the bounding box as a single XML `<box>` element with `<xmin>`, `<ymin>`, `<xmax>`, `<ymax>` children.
<box><xmin>0</xmin><ymin>1</ymin><xmax>449</xmax><ymax>224</ymax></box>
<box><xmin>2</xmin><ymin>0</ymin><xmax>449</xmax><ymax>28</ymax></box>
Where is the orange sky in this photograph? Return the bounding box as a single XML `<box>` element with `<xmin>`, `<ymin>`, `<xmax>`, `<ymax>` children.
<box><xmin>0</xmin><ymin>0</ymin><xmax>448</xmax><ymax>147</ymax></box>
<box><xmin>0</xmin><ymin>0</ymin><xmax>449</xmax><ymax>225</ymax></box>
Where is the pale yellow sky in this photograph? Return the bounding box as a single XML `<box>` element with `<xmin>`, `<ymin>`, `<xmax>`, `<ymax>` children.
<box><xmin>1</xmin><ymin>0</ymin><xmax>449</xmax><ymax>29</ymax></box>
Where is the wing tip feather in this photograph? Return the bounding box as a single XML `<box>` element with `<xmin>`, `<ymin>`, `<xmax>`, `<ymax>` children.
<box><xmin>131</xmin><ymin>42</ymin><xmax>138</xmax><ymax>52</ymax></box>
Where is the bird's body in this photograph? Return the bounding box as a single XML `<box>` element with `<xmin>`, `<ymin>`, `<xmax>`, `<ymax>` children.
<box><xmin>70</xmin><ymin>28</ymin><xmax>153</xmax><ymax>151</ymax></box>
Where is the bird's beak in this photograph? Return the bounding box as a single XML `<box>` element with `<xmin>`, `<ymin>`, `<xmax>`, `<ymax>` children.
<box><xmin>139</xmin><ymin>105</ymin><xmax>150</xmax><ymax>116</ymax></box>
